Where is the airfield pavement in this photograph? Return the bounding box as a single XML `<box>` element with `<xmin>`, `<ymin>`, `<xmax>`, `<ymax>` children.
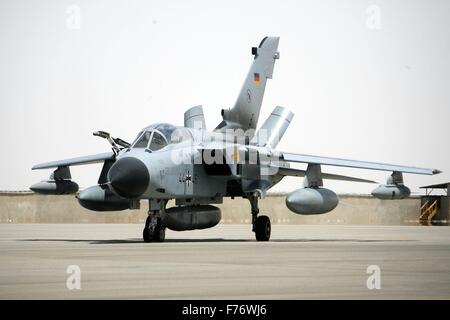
<box><xmin>0</xmin><ymin>224</ymin><xmax>449</xmax><ymax>299</ymax></box>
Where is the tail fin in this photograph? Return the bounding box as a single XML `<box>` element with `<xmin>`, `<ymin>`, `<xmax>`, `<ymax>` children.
<box><xmin>217</xmin><ymin>37</ymin><xmax>280</xmax><ymax>132</ymax></box>
<box><xmin>251</xmin><ymin>106</ymin><xmax>294</xmax><ymax>149</ymax></box>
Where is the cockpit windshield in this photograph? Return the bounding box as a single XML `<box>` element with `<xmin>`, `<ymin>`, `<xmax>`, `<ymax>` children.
<box><xmin>149</xmin><ymin>132</ymin><xmax>166</xmax><ymax>151</ymax></box>
<box><xmin>131</xmin><ymin>123</ymin><xmax>192</xmax><ymax>150</ymax></box>
<box><xmin>133</xmin><ymin>131</ymin><xmax>152</xmax><ymax>148</ymax></box>
<box><xmin>153</xmin><ymin>123</ymin><xmax>177</xmax><ymax>143</ymax></box>
<box><xmin>132</xmin><ymin>130</ymin><xmax>167</xmax><ymax>150</ymax></box>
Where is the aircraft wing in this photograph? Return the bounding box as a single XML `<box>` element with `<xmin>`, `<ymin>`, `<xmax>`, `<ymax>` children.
<box><xmin>273</xmin><ymin>166</ymin><xmax>377</xmax><ymax>183</ymax></box>
<box><xmin>32</xmin><ymin>152</ymin><xmax>114</xmax><ymax>170</ymax></box>
<box><xmin>281</xmin><ymin>152</ymin><xmax>441</xmax><ymax>175</ymax></box>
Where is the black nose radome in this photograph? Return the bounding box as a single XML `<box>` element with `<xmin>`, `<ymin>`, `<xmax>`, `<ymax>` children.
<box><xmin>108</xmin><ymin>157</ymin><xmax>149</xmax><ymax>198</ymax></box>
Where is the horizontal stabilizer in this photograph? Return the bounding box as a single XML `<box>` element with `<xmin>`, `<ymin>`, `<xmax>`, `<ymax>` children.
<box><xmin>251</xmin><ymin>106</ymin><xmax>294</xmax><ymax>148</ymax></box>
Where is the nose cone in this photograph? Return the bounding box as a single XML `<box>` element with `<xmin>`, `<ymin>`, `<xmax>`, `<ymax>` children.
<box><xmin>108</xmin><ymin>157</ymin><xmax>149</xmax><ymax>198</ymax></box>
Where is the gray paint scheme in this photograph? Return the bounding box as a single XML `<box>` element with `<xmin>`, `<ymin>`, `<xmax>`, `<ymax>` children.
<box><xmin>32</xmin><ymin>152</ymin><xmax>114</xmax><ymax>170</ymax></box>
<box><xmin>29</xmin><ymin>180</ymin><xmax>79</xmax><ymax>195</ymax></box>
<box><xmin>184</xmin><ymin>105</ymin><xmax>206</xmax><ymax>130</ymax></box>
<box><xmin>281</xmin><ymin>152</ymin><xmax>439</xmax><ymax>175</ymax></box>
<box><xmin>371</xmin><ymin>171</ymin><xmax>411</xmax><ymax>200</ymax></box>
<box><xmin>30</xmin><ymin>36</ymin><xmax>441</xmax><ymax>241</ymax></box>
<box><xmin>77</xmin><ymin>185</ymin><xmax>133</xmax><ymax>211</ymax></box>
<box><xmin>371</xmin><ymin>184</ymin><xmax>411</xmax><ymax>200</ymax></box>
<box><xmin>252</xmin><ymin>106</ymin><xmax>294</xmax><ymax>149</ymax></box>
<box><xmin>219</xmin><ymin>37</ymin><xmax>280</xmax><ymax>132</ymax></box>
<box><xmin>163</xmin><ymin>205</ymin><xmax>221</xmax><ymax>231</ymax></box>
<box><xmin>275</xmin><ymin>166</ymin><xmax>377</xmax><ymax>184</ymax></box>
<box><xmin>286</xmin><ymin>188</ymin><xmax>339</xmax><ymax>215</ymax></box>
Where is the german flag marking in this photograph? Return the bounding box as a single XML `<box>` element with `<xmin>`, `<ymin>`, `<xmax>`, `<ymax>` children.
<box><xmin>254</xmin><ymin>73</ymin><xmax>260</xmax><ymax>86</ymax></box>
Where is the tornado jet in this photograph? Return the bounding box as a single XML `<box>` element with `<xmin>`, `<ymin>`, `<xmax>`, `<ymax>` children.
<box><xmin>31</xmin><ymin>37</ymin><xmax>441</xmax><ymax>242</ymax></box>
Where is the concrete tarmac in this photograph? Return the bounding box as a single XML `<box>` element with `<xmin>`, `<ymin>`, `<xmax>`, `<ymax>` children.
<box><xmin>0</xmin><ymin>224</ymin><xmax>449</xmax><ymax>299</ymax></box>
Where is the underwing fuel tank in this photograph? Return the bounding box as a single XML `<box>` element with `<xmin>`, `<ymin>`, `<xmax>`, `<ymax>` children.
<box><xmin>286</xmin><ymin>188</ymin><xmax>339</xmax><ymax>215</ymax></box>
<box><xmin>163</xmin><ymin>205</ymin><xmax>221</xmax><ymax>231</ymax></box>
<box><xmin>371</xmin><ymin>184</ymin><xmax>411</xmax><ymax>200</ymax></box>
<box><xmin>77</xmin><ymin>185</ymin><xmax>135</xmax><ymax>211</ymax></box>
<box><xmin>30</xmin><ymin>180</ymin><xmax>79</xmax><ymax>195</ymax></box>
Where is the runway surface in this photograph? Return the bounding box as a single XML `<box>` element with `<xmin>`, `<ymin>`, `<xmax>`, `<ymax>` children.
<box><xmin>0</xmin><ymin>224</ymin><xmax>449</xmax><ymax>299</ymax></box>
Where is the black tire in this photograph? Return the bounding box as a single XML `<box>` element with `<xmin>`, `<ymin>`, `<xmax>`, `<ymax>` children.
<box><xmin>143</xmin><ymin>216</ymin><xmax>165</xmax><ymax>242</ymax></box>
<box><xmin>255</xmin><ymin>215</ymin><xmax>271</xmax><ymax>241</ymax></box>
<box><xmin>143</xmin><ymin>216</ymin><xmax>152</xmax><ymax>242</ymax></box>
<box><xmin>153</xmin><ymin>225</ymin><xmax>166</xmax><ymax>242</ymax></box>
<box><xmin>143</xmin><ymin>227</ymin><xmax>153</xmax><ymax>242</ymax></box>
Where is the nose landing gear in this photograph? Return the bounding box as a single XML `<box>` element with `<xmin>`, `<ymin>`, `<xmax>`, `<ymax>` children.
<box><xmin>143</xmin><ymin>199</ymin><xmax>166</xmax><ymax>243</ymax></box>
<box><xmin>143</xmin><ymin>216</ymin><xmax>165</xmax><ymax>242</ymax></box>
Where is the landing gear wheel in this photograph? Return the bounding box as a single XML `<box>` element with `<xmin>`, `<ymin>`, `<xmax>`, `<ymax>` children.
<box><xmin>143</xmin><ymin>216</ymin><xmax>165</xmax><ymax>242</ymax></box>
<box><xmin>143</xmin><ymin>227</ymin><xmax>152</xmax><ymax>242</ymax></box>
<box><xmin>153</xmin><ymin>225</ymin><xmax>165</xmax><ymax>242</ymax></box>
<box><xmin>255</xmin><ymin>215</ymin><xmax>271</xmax><ymax>241</ymax></box>
<box><xmin>143</xmin><ymin>215</ymin><xmax>153</xmax><ymax>242</ymax></box>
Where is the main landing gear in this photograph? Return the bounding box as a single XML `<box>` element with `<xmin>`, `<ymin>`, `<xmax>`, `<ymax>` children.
<box><xmin>143</xmin><ymin>199</ymin><xmax>166</xmax><ymax>242</ymax></box>
<box><xmin>249</xmin><ymin>194</ymin><xmax>271</xmax><ymax>241</ymax></box>
<box><xmin>142</xmin><ymin>197</ymin><xmax>271</xmax><ymax>242</ymax></box>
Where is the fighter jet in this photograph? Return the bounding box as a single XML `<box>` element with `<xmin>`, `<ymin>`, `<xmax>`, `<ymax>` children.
<box><xmin>31</xmin><ymin>37</ymin><xmax>441</xmax><ymax>242</ymax></box>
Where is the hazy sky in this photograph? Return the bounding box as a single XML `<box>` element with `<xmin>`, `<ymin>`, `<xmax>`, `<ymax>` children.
<box><xmin>1</xmin><ymin>0</ymin><xmax>449</xmax><ymax>194</ymax></box>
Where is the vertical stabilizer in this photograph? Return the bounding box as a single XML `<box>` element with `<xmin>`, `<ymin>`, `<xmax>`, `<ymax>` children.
<box><xmin>217</xmin><ymin>37</ymin><xmax>280</xmax><ymax>132</ymax></box>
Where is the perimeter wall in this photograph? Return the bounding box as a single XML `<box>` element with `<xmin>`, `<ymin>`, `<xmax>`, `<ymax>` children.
<box><xmin>0</xmin><ymin>192</ymin><xmax>422</xmax><ymax>225</ymax></box>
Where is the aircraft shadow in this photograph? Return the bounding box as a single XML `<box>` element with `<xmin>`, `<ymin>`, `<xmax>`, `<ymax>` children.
<box><xmin>20</xmin><ymin>238</ymin><xmax>416</xmax><ymax>244</ymax></box>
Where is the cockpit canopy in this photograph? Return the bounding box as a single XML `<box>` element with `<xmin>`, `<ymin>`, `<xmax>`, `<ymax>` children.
<box><xmin>131</xmin><ymin>123</ymin><xmax>191</xmax><ymax>151</ymax></box>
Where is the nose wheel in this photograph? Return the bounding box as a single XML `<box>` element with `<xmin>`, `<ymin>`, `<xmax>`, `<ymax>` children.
<box><xmin>143</xmin><ymin>213</ymin><xmax>166</xmax><ymax>242</ymax></box>
<box><xmin>143</xmin><ymin>199</ymin><xmax>167</xmax><ymax>243</ymax></box>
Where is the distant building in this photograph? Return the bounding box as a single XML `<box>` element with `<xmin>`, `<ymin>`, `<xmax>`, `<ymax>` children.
<box><xmin>419</xmin><ymin>183</ymin><xmax>450</xmax><ymax>225</ymax></box>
